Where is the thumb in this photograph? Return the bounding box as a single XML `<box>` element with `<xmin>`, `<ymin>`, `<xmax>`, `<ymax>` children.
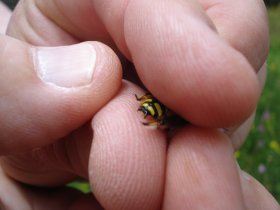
<box><xmin>0</xmin><ymin>35</ymin><xmax>122</xmax><ymax>155</ymax></box>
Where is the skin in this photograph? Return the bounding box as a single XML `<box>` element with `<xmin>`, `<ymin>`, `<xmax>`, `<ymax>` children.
<box><xmin>0</xmin><ymin>0</ymin><xmax>279</xmax><ymax>209</ymax></box>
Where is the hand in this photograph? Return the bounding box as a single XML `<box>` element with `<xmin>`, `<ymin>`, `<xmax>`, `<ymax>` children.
<box><xmin>0</xmin><ymin>0</ymin><xmax>278</xmax><ymax>210</ymax></box>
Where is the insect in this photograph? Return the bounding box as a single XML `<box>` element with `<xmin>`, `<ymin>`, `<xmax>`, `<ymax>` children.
<box><xmin>135</xmin><ymin>93</ymin><xmax>187</xmax><ymax>129</ymax></box>
<box><xmin>135</xmin><ymin>93</ymin><xmax>169</xmax><ymax>129</ymax></box>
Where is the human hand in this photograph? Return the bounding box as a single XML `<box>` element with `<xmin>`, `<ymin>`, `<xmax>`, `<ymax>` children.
<box><xmin>0</xmin><ymin>0</ymin><xmax>279</xmax><ymax>210</ymax></box>
<box><xmin>0</xmin><ymin>1</ymin><xmax>121</xmax><ymax>209</ymax></box>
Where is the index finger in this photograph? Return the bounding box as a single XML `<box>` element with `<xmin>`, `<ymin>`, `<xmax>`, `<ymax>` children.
<box><xmin>122</xmin><ymin>0</ymin><xmax>266</xmax><ymax>127</ymax></box>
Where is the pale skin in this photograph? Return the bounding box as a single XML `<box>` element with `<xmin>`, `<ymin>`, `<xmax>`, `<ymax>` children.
<box><xmin>0</xmin><ymin>0</ymin><xmax>279</xmax><ymax>209</ymax></box>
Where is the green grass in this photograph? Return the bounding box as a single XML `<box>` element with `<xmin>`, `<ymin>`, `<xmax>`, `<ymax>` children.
<box><xmin>67</xmin><ymin>180</ymin><xmax>91</xmax><ymax>193</ymax></box>
<box><xmin>69</xmin><ymin>6</ymin><xmax>280</xmax><ymax>203</ymax></box>
<box><xmin>237</xmin><ymin>5</ymin><xmax>280</xmax><ymax>202</ymax></box>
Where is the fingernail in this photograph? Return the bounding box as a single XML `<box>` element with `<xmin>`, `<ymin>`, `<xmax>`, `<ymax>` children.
<box><xmin>34</xmin><ymin>43</ymin><xmax>96</xmax><ymax>88</ymax></box>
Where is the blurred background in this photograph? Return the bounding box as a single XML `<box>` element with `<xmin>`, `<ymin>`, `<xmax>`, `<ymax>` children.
<box><xmin>237</xmin><ymin>1</ymin><xmax>280</xmax><ymax>202</ymax></box>
<box><xmin>1</xmin><ymin>0</ymin><xmax>280</xmax><ymax>203</ymax></box>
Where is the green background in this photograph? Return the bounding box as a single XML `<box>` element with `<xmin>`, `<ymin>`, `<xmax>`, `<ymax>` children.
<box><xmin>236</xmin><ymin>5</ymin><xmax>280</xmax><ymax>202</ymax></box>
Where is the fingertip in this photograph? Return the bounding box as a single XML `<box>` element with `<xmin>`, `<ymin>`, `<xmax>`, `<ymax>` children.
<box><xmin>0</xmin><ymin>37</ymin><xmax>122</xmax><ymax>154</ymax></box>
<box><xmin>89</xmin><ymin>81</ymin><xmax>166</xmax><ymax>210</ymax></box>
<box><xmin>239</xmin><ymin>170</ymin><xmax>280</xmax><ymax>210</ymax></box>
<box><xmin>148</xmin><ymin>33</ymin><xmax>260</xmax><ymax>127</ymax></box>
<box><xmin>123</xmin><ymin>0</ymin><xmax>260</xmax><ymax>128</ymax></box>
<box><xmin>179</xmin><ymin>44</ymin><xmax>261</xmax><ymax>127</ymax></box>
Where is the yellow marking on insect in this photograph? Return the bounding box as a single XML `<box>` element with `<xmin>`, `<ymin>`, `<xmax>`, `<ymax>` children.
<box><xmin>143</xmin><ymin>98</ymin><xmax>153</xmax><ymax>103</ymax></box>
<box><xmin>154</xmin><ymin>102</ymin><xmax>163</xmax><ymax>118</ymax></box>
<box><xmin>136</xmin><ymin>93</ymin><xmax>172</xmax><ymax>129</ymax></box>
<box><xmin>142</xmin><ymin>103</ymin><xmax>155</xmax><ymax>116</ymax></box>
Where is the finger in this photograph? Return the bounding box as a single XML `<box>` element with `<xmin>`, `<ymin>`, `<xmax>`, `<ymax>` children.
<box><xmin>93</xmin><ymin>0</ymin><xmax>269</xmax><ymax>70</ymax></box>
<box><xmin>0</xmin><ymin>122</ymin><xmax>92</xmax><ymax>186</ymax></box>
<box><xmin>89</xmin><ymin>81</ymin><xmax>166</xmax><ymax>210</ymax></box>
<box><xmin>203</xmin><ymin>0</ymin><xmax>269</xmax><ymax>71</ymax></box>
<box><xmin>7</xmin><ymin>0</ymin><xmax>111</xmax><ymax>46</ymax></box>
<box><xmin>223</xmin><ymin>63</ymin><xmax>267</xmax><ymax>149</ymax></box>
<box><xmin>123</xmin><ymin>0</ymin><xmax>260</xmax><ymax>127</ymax></box>
<box><xmin>224</xmin><ymin>112</ymin><xmax>256</xmax><ymax>149</ymax></box>
<box><xmin>163</xmin><ymin>127</ymin><xmax>246</xmax><ymax>210</ymax></box>
<box><xmin>239</xmin><ymin>170</ymin><xmax>280</xmax><ymax>210</ymax></box>
<box><xmin>0</xmin><ymin>36</ymin><xmax>122</xmax><ymax>155</ymax></box>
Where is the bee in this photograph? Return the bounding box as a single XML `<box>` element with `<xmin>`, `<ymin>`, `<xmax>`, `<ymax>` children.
<box><xmin>135</xmin><ymin>93</ymin><xmax>186</xmax><ymax>129</ymax></box>
<box><xmin>135</xmin><ymin>93</ymin><xmax>167</xmax><ymax>128</ymax></box>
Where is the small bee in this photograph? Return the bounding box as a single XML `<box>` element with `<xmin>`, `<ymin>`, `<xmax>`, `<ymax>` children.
<box><xmin>135</xmin><ymin>93</ymin><xmax>167</xmax><ymax>128</ymax></box>
<box><xmin>135</xmin><ymin>93</ymin><xmax>187</xmax><ymax>129</ymax></box>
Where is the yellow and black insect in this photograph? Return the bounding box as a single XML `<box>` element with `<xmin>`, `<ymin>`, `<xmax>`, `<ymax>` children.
<box><xmin>135</xmin><ymin>93</ymin><xmax>167</xmax><ymax>128</ymax></box>
<box><xmin>135</xmin><ymin>93</ymin><xmax>186</xmax><ymax>129</ymax></box>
